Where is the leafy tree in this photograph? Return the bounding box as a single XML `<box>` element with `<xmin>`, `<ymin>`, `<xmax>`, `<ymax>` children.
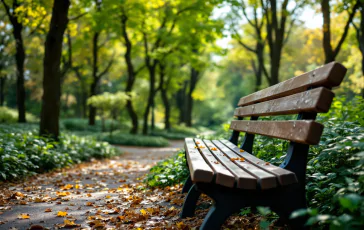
<box><xmin>261</xmin><ymin>0</ymin><xmax>305</xmax><ymax>85</ymax></box>
<box><xmin>321</xmin><ymin>0</ymin><xmax>359</xmax><ymax>64</ymax></box>
<box><xmin>40</xmin><ymin>0</ymin><xmax>71</xmax><ymax>139</ymax></box>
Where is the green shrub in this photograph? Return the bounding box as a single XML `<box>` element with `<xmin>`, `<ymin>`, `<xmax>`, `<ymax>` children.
<box><xmin>150</xmin><ymin>125</ymin><xmax>204</xmax><ymax>140</ymax></box>
<box><xmin>99</xmin><ymin>131</ymin><xmax>169</xmax><ymax>147</ymax></box>
<box><xmin>0</xmin><ymin>106</ymin><xmax>37</xmax><ymax>123</ymax></box>
<box><xmin>61</xmin><ymin>118</ymin><xmax>127</xmax><ymax>132</ymax></box>
<box><xmin>0</xmin><ymin>124</ymin><xmax>121</xmax><ymax>181</ymax></box>
<box><xmin>145</xmin><ymin>151</ymin><xmax>189</xmax><ymax>187</ymax></box>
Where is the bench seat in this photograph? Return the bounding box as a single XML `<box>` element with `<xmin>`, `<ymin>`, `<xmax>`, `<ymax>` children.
<box><xmin>185</xmin><ymin>138</ymin><xmax>298</xmax><ymax>190</ymax></box>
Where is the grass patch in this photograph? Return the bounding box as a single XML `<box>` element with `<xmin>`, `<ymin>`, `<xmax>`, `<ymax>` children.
<box><xmin>99</xmin><ymin>132</ymin><xmax>169</xmax><ymax>147</ymax></box>
<box><xmin>0</xmin><ymin>124</ymin><xmax>121</xmax><ymax>181</ymax></box>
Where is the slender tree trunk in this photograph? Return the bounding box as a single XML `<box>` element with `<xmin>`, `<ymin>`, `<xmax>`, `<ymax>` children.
<box><xmin>142</xmin><ymin>66</ymin><xmax>156</xmax><ymax>135</ymax></box>
<box><xmin>1</xmin><ymin>0</ymin><xmax>26</xmax><ymax>122</ymax></box>
<box><xmin>89</xmin><ymin>31</ymin><xmax>99</xmax><ymax>125</ymax></box>
<box><xmin>161</xmin><ymin>88</ymin><xmax>170</xmax><ymax>130</ymax></box>
<box><xmin>186</xmin><ymin>67</ymin><xmax>199</xmax><ymax>127</ymax></box>
<box><xmin>13</xmin><ymin>21</ymin><xmax>26</xmax><ymax>122</ymax></box>
<box><xmin>176</xmin><ymin>81</ymin><xmax>188</xmax><ymax>124</ymax></box>
<box><xmin>121</xmin><ymin>11</ymin><xmax>139</xmax><ymax>134</ymax></box>
<box><xmin>321</xmin><ymin>0</ymin><xmax>334</xmax><ymax>64</ymax></box>
<box><xmin>159</xmin><ymin>63</ymin><xmax>170</xmax><ymax>130</ymax></box>
<box><xmin>321</xmin><ymin>0</ymin><xmax>358</xmax><ymax>64</ymax></box>
<box><xmin>40</xmin><ymin>0</ymin><xmax>70</xmax><ymax>139</ymax></box>
<box><xmin>255</xmin><ymin>43</ymin><xmax>264</xmax><ymax>90</ymax></box>
<box><xmin>0</xmin><ymin>76</ymin><xmax>5</xmax><ymax>106</ymax></box>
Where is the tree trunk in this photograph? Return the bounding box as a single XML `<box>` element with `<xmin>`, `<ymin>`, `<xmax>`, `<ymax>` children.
<box><xmin>176</xmin><ymin>81</ymin><xmax>188</xmax><ymax>124</ymax></box>
<box><xmin>0</xmin><ymin>76</ymin><xmax>5</xmax><ymax>106</ymax></box>
<box><xmin>1</xmin><ymin>0</ymin><xmax>26</xmax><ymax>122</ymax></box>
<box><xmin>321</xmin><ymin>0</ymin><xmax>334</xmax><ymax>64</ymax></box>
<box><xmin>40</xmin><ymin>0</ymin><xmax>70</xmax><ymax>139</ymax></box>
<box><xmin>89</xmin><ymin>31</ymin><xmax>99</xmax><ymax>126</ymax></box>
<box><xmin>13</xmin><ymin>19</ymin><xmax>26</xmax><ymax>122</ymax></box>
<box><xmin>121</xmin><ymin>11</ymin><xmax>139</xmax><ymax>134</ymax></box>
<box><xmin>159</xmin><ymin>63</ymin><xmax>170</xmax><ymax>130</ymax></box>
<box><xmin>142</xmin><ymin>65</ymin><xmax>156</xmax><ymax>135</ymax></box>
<box><xmin>255</xmin><ymin>43</ymin><xmax>264</xmax><ymax>90</ymax></box>
<box><xmin>186</xmin><ymin>67</ymin><xmax>199</xmax><ymax>127</ymax></box>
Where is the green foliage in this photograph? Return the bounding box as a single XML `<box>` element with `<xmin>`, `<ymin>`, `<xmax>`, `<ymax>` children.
<box><xmin>145</xmin><ymin>151</ymin><xmax>189</xmax><ymax>187</ymax></box>
<box><xmin>0</xmin><ymin>124</ymin><xmax>121</xmax><ymax>181</ymax></box>
<box><xmin>61</xmin><ymin>118</ymin><xmax>126</xmax><ymax>132</ymax></box>
<box><xmin>99</xmin><ymin>131</ymin><xmax>169</xmax><ymax>147</ymax></box>
<box><xmin>150</xmin><ymin>125</ymin><xmax>204</xmax><ymax>140</ymax></box>
<box><xmin>0</xmin><ymin>106</ymin><xmax>37</xmax><ymax>123</ymax></box>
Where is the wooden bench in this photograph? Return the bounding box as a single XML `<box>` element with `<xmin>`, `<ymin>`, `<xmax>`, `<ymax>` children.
<box><xmin>180</xmin><ymin>62</ymin><xmax>347</xmax><ymax>230</ymax></box>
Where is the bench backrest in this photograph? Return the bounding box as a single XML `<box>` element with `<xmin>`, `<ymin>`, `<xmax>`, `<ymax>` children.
<box><xmin>230</xmin><ymin>62</ymin><xmax>346</xmax><ymax>145</ymax></box>
<box><xmin>229</xmin><ymin>62</ymin><xmax>347</xmax><ymax>183</ymax></box>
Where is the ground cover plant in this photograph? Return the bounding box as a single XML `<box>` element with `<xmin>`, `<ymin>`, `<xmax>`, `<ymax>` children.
<box><xmin>145</xmin><ymin>96</ymin><xmax>364</xmax><ymax>229</ymax></box>
<box><xmin>0</xmin><ymin>124</ymin><xmax>121</xmax><ymax>181</ymax></box>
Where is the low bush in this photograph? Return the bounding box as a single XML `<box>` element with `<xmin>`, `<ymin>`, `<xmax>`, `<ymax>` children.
<box><xmin>151</xmin><ymin>125</ymin><xmax>209</xmax><ymax>140</ymax></box>
<box><xmin>61</xmin><ymin>118</ymin><xmax>128</xmax><ymax>132</ymax></box>
<box><xmin>99</xmin><ymin>131</ymin><xmax>169</xmax><ymax>147</ymax></box>
<box><xmin>0</xmin><ymin>124</ymin><xmax>121</xmax><ymax>181</ymax></box>
<box><xmin>0</xmin><ymin>106</ymin><xmax>38</xmax><ymax>123</ymax></box>
<box><xmin>145</xmin><ymin>151</ymin><xmax>189</xmax><ymax>187</ymax></box>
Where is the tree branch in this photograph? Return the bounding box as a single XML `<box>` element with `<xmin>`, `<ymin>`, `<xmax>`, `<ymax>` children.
<box><xmin>1</xmin><ymin>0</ymin><xmax>14</xmax><ymax>23</ymax></box>
<box><xmin>97</xmin><ymin>54</ymin><xmax>114</xmax><ymax>79</ymax></box>
<box><xmin>134</xmin><ymin>64</ymin><xmax>145</xmax><ymax>76</ymax></box>
<box><xmin>232</xmin><ymin>28</ymin><xmax>257</xmax><ymax>53</ymax></box>
<box><xmin>69</xmin><ymin>12</ymin><xmax>88</xmax><ymax>21</ymax></box>
<box><xmin>333</xmin><ymin>1</ymin><xmax>359</xmax><ymax>57</ymax></box>
<box><xmin>29</xmin><ymin>14</ymin><xmax>47</xmax><ymax>36</ymax></box>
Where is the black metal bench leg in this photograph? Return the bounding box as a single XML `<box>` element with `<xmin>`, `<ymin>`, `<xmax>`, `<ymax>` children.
<box><xmin>272</xmin><ymin>192</ymin><xmax>309</xmax><ymax>230</ymax></box>
<box><xmin>199</xmin><ymin>204</ymin><xmax>233</xmax><ymax>230</ymax></box>
<box><xmin>182</xmin><ymin>176</ymin><xmax>193</xmax><ymax>193</ymax></box>
<box><xmin>180</xmin><ymin>184</ymin><xmax>201</xmax><ymax>218</ymax></box>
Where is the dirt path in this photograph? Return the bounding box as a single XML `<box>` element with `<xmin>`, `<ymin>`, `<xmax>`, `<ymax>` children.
<box><xmin>0</xmin><ymin>141</ymin><xmax>187</xmax><ymax>230</ymax></box>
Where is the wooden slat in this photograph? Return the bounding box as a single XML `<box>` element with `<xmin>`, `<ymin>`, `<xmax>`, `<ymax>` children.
<box><xmin>234</xmin><ymin>87</ymin><xmax>334</xmax><ymax>117</ymax></box>
<box><xmin>220</xmin><ymin>140</ymin><xmax>298</xmax><ymax>186</ymax></box>
<box><xmin>238</xmin><ymin>62</ymin><xmax>346</xmax><ymax>106</ymax></box>
<box><xmin>184</xmin><ymin>138</ymin><xmax>214</xmax><ymax>183</ymax></box>
<box><xmin>230</xmin><ymin>120</ymin><xmax>324</xmax><ymax>145</ymax></box>
<box><xmin>194</xmin><ymin>139</ymin><xmax>236</xmax><ymax>188</ymax></box>
<box><xmin>211</xmin><ymin>140</ymin><xmax>277</xmax><ymax>189</ymax></box>
<box><xmin>203</xmin><ymin>140</ymin><xmax>257</xmax><ymax>189</ymax></box>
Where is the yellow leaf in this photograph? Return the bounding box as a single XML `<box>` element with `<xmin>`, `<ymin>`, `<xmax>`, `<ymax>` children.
<box><xmin>57</xmin><ymin>211</ymin><xmax>67</xmax><ymax>217</ymax></box>
<box><xmin>239</xmin><ymin>149</ymin><xmax>244</xmax><ymax>152</ymax></box>
<box><xmin>140</xmin><ymin>209</ymin><xmax>147</xmax><ymax>216</ymax></box>
<box><xmin>75</xmin><ymin>184</ymin><xmax>80</xmax><ymax>189</ymax></box>
<box><xmin>62</xmin><ymin>184</ymin><xmax>73</xmax><ymax>190</ymax></box>
<box><xmin>86</xmin><ymin>202</ymin><xmax>93</xmax><ymax>206</ymax></box>
<box><xmin>18</xmin><ymin>213</ymin><xmax>30</xmax><ymax>219</ymax></box>
<box><xmin>105</xmin><ymin>195</ymin><xmax>111</xmax><ymax>199</ymax></box>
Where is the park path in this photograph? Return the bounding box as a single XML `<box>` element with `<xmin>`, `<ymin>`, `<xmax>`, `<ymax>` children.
<box><xmin>0</xmin><ymin>140</ymin><xmax>200</xmax><ymax>230</ymax></box>
<box><xmin>0</xmin><ymin>140</ymin><xmax>262</xmax><ymax>230</ymax></box>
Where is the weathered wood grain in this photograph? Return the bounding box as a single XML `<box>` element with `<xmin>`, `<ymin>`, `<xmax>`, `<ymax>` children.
<box><xmin>230</xmin><ymin>120</ymin><xmax>324</xmax><ymax>145</ymax></box>
<box><xmin>203</xmin><ymin>140</ymin><xmax>257</xmax><ymax>189</ymax></box>
<box><xmin>238</xmin><ymin>62</ymin><xmax>346</xmax><ymax>106</ymax></box>
<box><xmin>184</xmin><ymin>138</ymin><xmax>214</xmax><ymax>183</ymax></box>
<box><xmin>194</xmin><ymin>139</ymin><xmax>236</xmax><ymax>188</ymax></box>
<box><xmin>211</xmin><ymin>140</ymin><xmax>277</xmax><ymax>189</ymax></box>
<box><xmin>234</xmin><ymin>87</ymin><xmax>334</xmax><ymax>117</ymax></box>
<box><xmin>220</xmin><ymin>140</ymin><xmax>298</xmax><ymax>186</ymax></box>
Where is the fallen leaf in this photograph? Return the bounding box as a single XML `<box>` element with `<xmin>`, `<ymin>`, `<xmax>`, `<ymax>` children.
<box><xmin>44</xmin><ymin>208</ymin><xmax>52</xmax><ymax>212</ymax></box>
<box><xmin>17</xmin><ymin>213</ymin><xmax>30</xmax><ymax>219</ymax></box>
<box><xmin>57</xmin><ymin>211</ymin><xmax>67</xmax><ymax>217</ymax></box>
